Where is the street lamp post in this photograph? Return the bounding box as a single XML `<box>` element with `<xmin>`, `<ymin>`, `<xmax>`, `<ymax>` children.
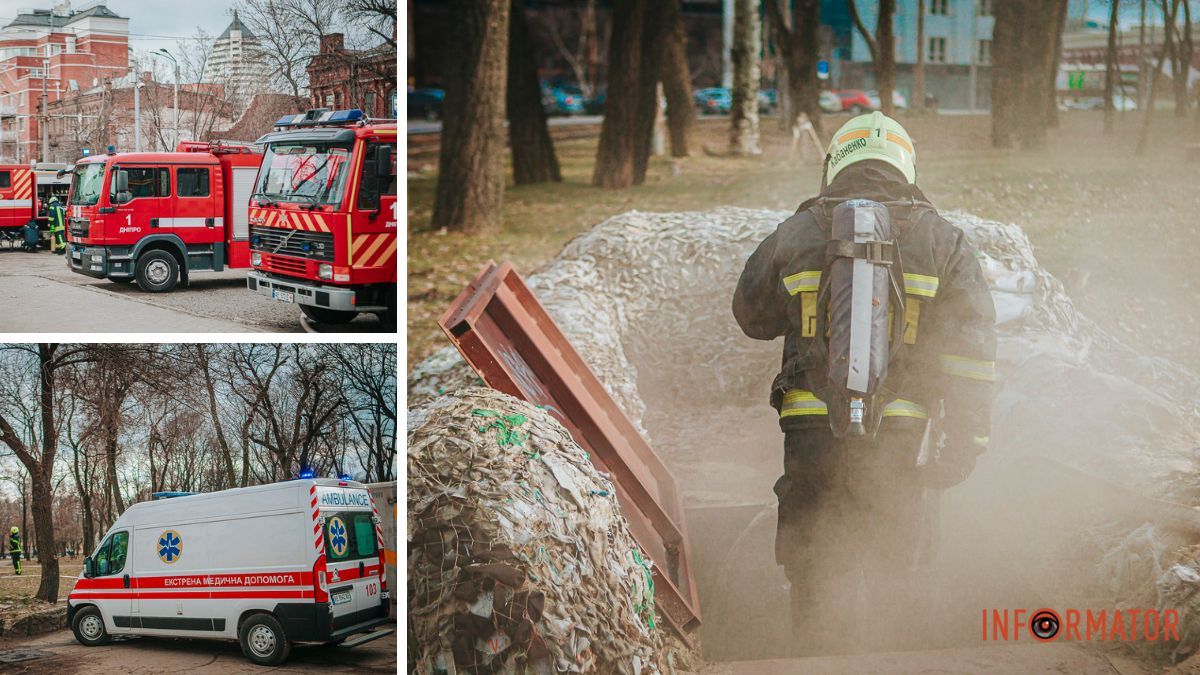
<box><xmin>155</xmin><ymin>49</ymin><xmax>179</xmax><ymax>150</ymax></box>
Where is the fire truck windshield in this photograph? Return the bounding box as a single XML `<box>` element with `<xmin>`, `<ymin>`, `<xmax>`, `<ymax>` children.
<box><xmin>255</xmin><ymin>142</ymin><xmax>353</xmax><ymax>208</ymax></box>
<box><xmin>71</xmin><ymin>162</ymin><xmax>106</xmax><ymax>206</ymax></box>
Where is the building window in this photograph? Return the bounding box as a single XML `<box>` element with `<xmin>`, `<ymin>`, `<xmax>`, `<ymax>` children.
<box><xmin>928</xmin><ymin>37</ymin><xmax>948</xmax><ymax>64</ymax></box>
<box><xmin>978</xmin><ymin>0</ymin><xmax>994</xmax><ymax>16</ymax></box>
<box><xmin>365</xmin><ymin>91</ymin><xmax>376</xmax><ymax>114</ymax></box>
<box><xmin>930</xmin><ymin>0</ymin><xmax>950</xmax><ymax>15</ymax></box>
<box><xmin>977</xmin><ymin>39</ymin><xmax>992</xmax><ymax>64</ymax></box>
<box><xmin>325</xmin><ymin>93</ymin><xmax>334</xmax><ymax>108</ymax></box>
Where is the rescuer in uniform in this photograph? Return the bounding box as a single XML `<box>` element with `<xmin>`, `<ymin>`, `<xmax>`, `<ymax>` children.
<box><xmin>9</xmin><ymin>527</ymin><xmax>22</xmax><ymax>575</ymax></box>
<box><xmin>732</xmin><ymin>112</ymin><xmax>996</xmax><ymax>654</ymax></box>
<box><xmin>47</xmin><ymin>196</ymin><xmax>67</xmax><ymax>254</ymax></box>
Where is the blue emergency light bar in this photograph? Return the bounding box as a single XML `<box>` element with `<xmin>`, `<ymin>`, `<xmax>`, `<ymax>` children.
<box><xmin>152</xmin><ymin>491</ymin><xmax>197</xmax><ymax>500</ymax></box>
<box><xmin>274</xmin><ymin>108</ymin><xmax>365</xmax><ymax>128</ymax></box>
<box><xmin>298</xmin><ymin>466</ymin><xmax>317</xmax><ymax>479</ymax></box>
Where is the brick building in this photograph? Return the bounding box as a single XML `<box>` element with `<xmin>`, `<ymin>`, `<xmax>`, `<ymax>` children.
<box><xmin>0</xmin><ymin>1</ymin><xmax>130</xmax><ymax>163</ymax></box>
<box><xmin>307</xmin><ymin>33</ymin><xmax>397</xmax><ymax>119</ymax></box>
<box><xmin>46</xmin><ymin>73</ymin><xmax>235</xmax><ymax>162</ymax></box>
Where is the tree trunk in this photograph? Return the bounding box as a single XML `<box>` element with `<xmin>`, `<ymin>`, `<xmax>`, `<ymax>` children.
<box><xmin>661</xmin><ymin>0</ymin><xmax>694</xmax><ymax>157</ymax></box>
<box><xmin>31</xmin><ymin>468</ymin><xmax>57</xmax><ymax>602</ymax></box>
<box><xmin>915</xmin><ymin>0</ymin><xmax>926</xmax><ymax>112</ymax></box>
<box><xmin>768</xmin><ymin>0</ymin><xmax>824</xmax><ymax>137</ymax></box>
<box><xmin>990</xmin><ymin>0</ymin><xmax>1021</xmax><ymax>147</ymax></box>
<box><xmin>1105</xmin><ymin>0</ymin><xmax>1121</xmax><ymax>134</ymax></box>
<box><xmin>507</xmin><ymin>0</ymin><xmax>561</xmax><ymax>185</ymax></box>
<box><xmin>1138</xmin><ymin>0</ymin><xmax>1148</xmax><ymax>108</ymax></box>
<box><xmin>1171</xmin><ymin>0</ymin><xmax>1192</xmax><ymax>116</ymax></box>
<box><xmin>1046</xmin><ymin>0</ymin><xmax>1068</xmax><ymax>129</ymax></box>
<box><xmin>593</xmin><ymin>0</ymin><xmax>646</xmax><ymax>188</ymax></box>
<box><xmin>633</xmin><ymin>0</ymin><xmax>666</xmax><ymax>184</ymax></box>
<box><xmin>876</xmin><ymin>0</ymin><xmax>897</xmax><ymax>116</ymax></box>
<box><xmin>432</xmin><ymin>0</ymin><xmax>510</xmax><ymax>231</ymax></box>
<box><xmin>730</xmin><ymin>0</ymin><xmax>762</xmax><ymax>155</ymax></box>
<box><xmin>197</xmin><ymin>345</ymin><xmax>236</xmax><ymax>488</ymax></box>
<box><xmin>1137</xmin><ymin>0</ymin><xmax>1180</xmax><ymax>154</ymax></box>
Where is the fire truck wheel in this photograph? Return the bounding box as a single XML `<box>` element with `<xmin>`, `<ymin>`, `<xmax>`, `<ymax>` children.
<box><xmin>134</xmin><ymin>250</ymin><xmax>179</xmax><ymax>293</ymax></box>
<box><xmin>238</xmin><ymin>613</ymin><xmax>291</xmax><ymax>666</ymax></box>
<box><xmin>71</xmin><ymin>606</ymin><xmax>111</xmax><ymax>646</ymax></box>
<box><xmin>299</xmin><ymin>305</ymin><xmax>357</xmax><ymax>325</ymax></box>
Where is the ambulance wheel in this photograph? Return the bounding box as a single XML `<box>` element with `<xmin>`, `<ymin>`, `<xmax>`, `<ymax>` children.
<box><xmin>299</xmin><ymin>305</ymin><xmax>356</xmax><ymax>325</ymax></box>
<box><xmin>239</xmin><ymin>613</ymin><xmax>291</xmax><ymax>666</ymax></box>
<box><xmin>71</xmin><ymin>606</ymin><xmax>111</xmax><ymax>646</ymax></box>
<box><xmin>135</xmin><ymin>250</ymin><xmax>179</xmax><ymax>293</ymax></box>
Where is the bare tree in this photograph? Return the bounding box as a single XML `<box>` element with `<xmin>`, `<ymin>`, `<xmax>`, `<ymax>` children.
<box><xmin>661</xmin><ymin>0</ymin><xmax>695</xmax><ymax>157</ymax></box>
<box><xmin>915</xmin><ymin>0</ymin><xmax>926</xmax><ymax>112</ymax></box>
<box><xmin>593</xmin><ymin>0</ymin><xmax>647</xmax><ymax>188</ymax></box>
<box><xmin>1105</xmin><ymin>0</ymin><xmax>1121</xmax><ymax>134</ymax></box>
<box><xmin>1137</xmin><ymin>0</ymin><xmax>1182</xmax><ymax>154</ymax></box>
<box><xmin>341</xmin><ymin>0</ymin><xmax>398</xmax><ymax>48</ymax></box>
<box><xmin>991</xmin><ymin>0</ymin><xmax>1068</xmax><ymax>149</ymax></box>
<box><xmin>730</xmin><ymin>0</ymin><xmax>762</xmax><ymax>155</ymax></box>
<box><xmin>433</xmin><ymin>0</ymin><xmax>510</xmax><ymax>231</ymax></box>
<box><xmin>848</xmin><ymin>0</ymin><xmax>896</xmax><ymax>116</ymax></box>
<box><xmin>508</xmin><ymin>0</ymin><xmax>562</xmax><ymax>185</ymax></box>
<box><xmin>238</xmin><ymin>1</ymin><xmax>312</xmax><ymax>98</ymax></box>
<box><xmin>766</xmin><ymin>0</ymin><xmax>825</xmax><ymax>136</ymax></box>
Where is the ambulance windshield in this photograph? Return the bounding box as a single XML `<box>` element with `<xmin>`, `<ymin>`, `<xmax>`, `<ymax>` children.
<box><xmin>255</xmin><ymin>142</ymin><xmax>353</xmax><ymax>208</ymax></box>
<box><xmin>70</xmin><ymin>162</ymin><xmax>105</xmax><ymax>206</ymax></box>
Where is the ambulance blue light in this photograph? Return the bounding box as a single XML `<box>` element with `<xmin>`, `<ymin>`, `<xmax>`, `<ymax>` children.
<box><xmin>152</xmin><ymin>491</ymin><xmax>196</xmax><ymax>500</ymax></box>
<box><xmin>81</xmin><ymin>148</ymin><xmax>91</xmax><ymax>157</ymax></box>
<box><xmin>298</xmin><ymin>466</ymin><xmax>316</xmax><ymax>479</ymax></box>
<box><xmin>337</xmin><ymin>473</ymin><xmax>352</xmax><ymax>481</ymax></box>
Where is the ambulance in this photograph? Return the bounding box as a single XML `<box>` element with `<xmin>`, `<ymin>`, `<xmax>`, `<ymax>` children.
<box><xmin>66</xmin><ymin>478</ymin><xmax>392</xmax><ymax>666</ymax></box>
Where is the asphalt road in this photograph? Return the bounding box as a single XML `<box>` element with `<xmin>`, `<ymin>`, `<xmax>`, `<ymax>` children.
<box><xmin>0</xmin><ymin>249</ymin><xmax>388</xmax><ymax>333</ymax></box>
<box><xmin>0</xmin><ymin>627</ymin><xmax>397</xmax><ymax>674</ymax></box>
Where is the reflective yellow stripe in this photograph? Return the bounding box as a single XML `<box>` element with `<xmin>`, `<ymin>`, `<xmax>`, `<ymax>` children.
<box><xmin>780</xmin><ymin>389</ymin><xmax>828</xmax><ymax>417</ymax></box>
<box><xmin>784</xmin><ymin>270</ymin><xmax>821</xmax><ymax>296</ymax></box>
<box><xmin>882</xmin><ymin>398</ymin><xmax>928</xmax><ymax>420</ymax></box>
<box><xmin>939</xmin><ymin>354</ymin><xmax>996</xmax><ymax>382</ymax></box>
<box><xmin>903</xmin><ymin>273</ymin><xmax>940</xmax><ymax>298</ymax></box>
<box><xmin>885</xmin><ymin>131</ymin><xmax>913</xmax><ymax>153</ymax></box>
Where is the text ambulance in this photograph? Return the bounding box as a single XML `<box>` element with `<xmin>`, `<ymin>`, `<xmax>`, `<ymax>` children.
<box><xmin>64</xmin><ymin>141</ymin><xmax>263</xmax><ymax>292</ymax></box>
<box><xmin>67</xmin><ymin>478</ymin><xmax>391</xmax><ymax>666</ymax></box>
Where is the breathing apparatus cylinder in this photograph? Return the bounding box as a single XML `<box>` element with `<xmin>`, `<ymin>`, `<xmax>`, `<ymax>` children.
<box><xmin>824</xmin><ymin>199</ymin><xmax>896</xmax><ymax>437</ymax></box>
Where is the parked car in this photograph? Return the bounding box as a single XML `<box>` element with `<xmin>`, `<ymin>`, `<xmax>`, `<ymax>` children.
<box><xmin>584</xmin><ymin>89</ymin><xmax>606</xmax><ymax>115</ymax></box>
<box><xmin>541</xmin><ymin>83</ymin><xmax>585</xmax><ymax>116</ymax></box>
<box><xmin>834</xmin><ymin>89</ymin><xmax>874</xmax><ymax>113</ymax></box>
<box><xmin>1067</xmin><ymin>95</ymin><xmax>1137</xmax><ymax>112</ymax></box>
<box><xmin>819</xmin><ymin>90</ymin><xmax>843</xmax><ymax>113</ymax></box>
<box><xmin>758</xmin><ymin>88</ymin><xmax>778</xmax><ymax>114</ymax></box>
<box><xmin>407</xmin><ymin>88</ymin><xmax>444</xmax><ymax>120</ymax></box>
<box><xmin>866</xmin><ymin>89</ymin><xmax>908</xmax><ymax>110</ymax></box>
<box><xmin>694</xmin><ymin>87</ymin><xmax>732</xmax><ymax>115</ymax></box>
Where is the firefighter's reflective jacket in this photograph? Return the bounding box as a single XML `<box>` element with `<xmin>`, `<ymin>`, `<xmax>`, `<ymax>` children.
<box><xmin>9</xmin><ymin>532</ymin><xmax>20</xmax><ymax>555</ymax></box>
<box><xmin>732</xmin><ymin>179</ymin><xmax>996</xmax><ymax>447</ymax></box>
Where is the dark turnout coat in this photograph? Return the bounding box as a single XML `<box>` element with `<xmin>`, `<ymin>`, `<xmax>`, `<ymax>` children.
<box><xmin>732</xmin><ymin>166</ymin><xmax>997</xmax><ymax>449</ymax></box>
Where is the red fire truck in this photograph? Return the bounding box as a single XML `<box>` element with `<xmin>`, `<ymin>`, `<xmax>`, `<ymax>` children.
<box><xmin>64</xmin><ymin>142</ymin><xmax>263</xmax><ymax>291</ymax></box>
<box><xmin>245</xmin><ymin>108</ymin><xmax>397</xmax><ymax>330</ymax></box>
<box><xmin>0</xmin><ymin>165</ymin><xmax>36</xmax><ymax>244</ymax></box>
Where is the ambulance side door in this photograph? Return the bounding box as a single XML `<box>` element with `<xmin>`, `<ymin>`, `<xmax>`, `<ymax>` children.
<box><xmin>91</xmin><ymin>529</ymin><xmax>132</xmax><ymax>634</ymax></box>
<box><xmin>171</xmin><ymin>165</ymin><xmax>221</xmax><ymax>247</ymax></box>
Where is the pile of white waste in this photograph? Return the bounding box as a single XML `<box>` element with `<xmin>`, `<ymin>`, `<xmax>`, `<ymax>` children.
<box><xmin>409</xmin><ymin>207</ymin><xmax>1200</xmax><ymax>662</ymax></box>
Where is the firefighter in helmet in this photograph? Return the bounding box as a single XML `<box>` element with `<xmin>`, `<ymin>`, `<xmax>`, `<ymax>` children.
<box><xmin>9</xmin><ymin>526</ymin><xmax>21</xmax><ymax>575</ymax></box>
<box><xmin>732</xmin><ymin>112</ymin><xmax>996</xmax><ymax>654</ymax></box>
<box><xmin>47</xmin><ymin>196</ymin><xmax>67</xmax><ymax>254</ymax></box>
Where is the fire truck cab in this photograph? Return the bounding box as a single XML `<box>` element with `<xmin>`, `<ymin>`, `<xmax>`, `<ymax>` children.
<box><xmin>245</xmin><ymin>109</ymin><xmax>397</xmax><ymax>330</ymax></box>
<box><xmin>0</xmin><ymin>165</ymin><xmax>36</xmax><ymax>245</ymax></box>
<box><xmin>64</xmin><ymin>141</ymin><xmax>263</xmax><ymax>292</ymax></box>
<box><xmin>67</xmin><ymin>479</ymin><xmax>392</xmax><ymax>666</ymax></box>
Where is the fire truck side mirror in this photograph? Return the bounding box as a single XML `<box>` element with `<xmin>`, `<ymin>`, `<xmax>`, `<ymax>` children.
<box><xmin>114</xmin><ymin>170</ymin><xmax>129</xmax><ymax>194</ymax></box>
<box><xmin>375</xmin><ymin>145</ymin><xmax>393</xmax><ymax>177</ymax></box>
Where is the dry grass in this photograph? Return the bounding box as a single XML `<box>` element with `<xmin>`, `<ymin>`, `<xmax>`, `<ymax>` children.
<box><xmin>407</xmin><ymin>111</ymin><xmax>1200</xmax><ymax>372</ymax></box>
<box><xmin>0</xmin><ymin>559</ymin><xmax>85</xmax><ymax>608</ymax></box>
